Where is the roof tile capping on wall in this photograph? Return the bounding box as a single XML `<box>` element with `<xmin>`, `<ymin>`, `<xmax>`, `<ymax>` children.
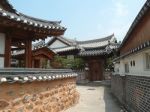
<box><xmin>0</xmin><ymin>68</ymin><xmax>79</xmax><ymax>112</ymax></box>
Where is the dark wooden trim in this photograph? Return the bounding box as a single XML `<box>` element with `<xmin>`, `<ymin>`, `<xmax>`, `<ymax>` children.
<box><xmin>4</xmin><ymin>34</ymin><xmax>11</xmax><ymax>67</ymax></box>
<box><xmin>0</xmin><ymin>54</ymin><xmax>5</xmax><ymax>57</ymax></box>
<box><xmin>25</xmin><ymin>39</ymin><xmax>32</xmax><ymax>68</ymax></box>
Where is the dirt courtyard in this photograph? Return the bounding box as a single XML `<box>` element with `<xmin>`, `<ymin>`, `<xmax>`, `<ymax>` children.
<box><xmin>65</xmin><ymin>83</ymin><xmax>122</xmax><ymax>112</ymax></box>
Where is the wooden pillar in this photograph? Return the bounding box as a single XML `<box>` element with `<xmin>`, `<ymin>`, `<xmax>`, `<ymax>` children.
<box><xmin>25</xmin><ymin>40</ymin><xmax>32</xmax><ymax>68</ymax></box>
<box><xmin>4</xmin><ymin>35</ymin><xmax>11</xmax><ymax>67</ymax></box>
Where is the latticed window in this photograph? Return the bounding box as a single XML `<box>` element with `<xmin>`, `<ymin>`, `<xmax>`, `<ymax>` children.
<box><xmin>145</xmin><ymin>53</ymin><xmax>150</xmax><ymax>69</ymax></box>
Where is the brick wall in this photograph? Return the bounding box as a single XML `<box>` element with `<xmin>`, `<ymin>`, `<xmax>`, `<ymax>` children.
<box><xmin>0</xmin><ymin>78</ymin><xmax>79</xmax><ymax>112</ymax></box>
<box><xmin>111</xmin><ymin>75</ymin><xmax>150</xmax><ymax>112</ymax></box>
<box><xmin>111</xmin><ymin>75</ymin><xmax>125</xmax><ymax>104</ymax></box>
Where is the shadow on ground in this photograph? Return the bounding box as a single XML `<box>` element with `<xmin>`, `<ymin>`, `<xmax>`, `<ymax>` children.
<box><xmin>66</xmin><ymin>81</ymin><xmax>122</xmax><ymax>112</ymax></box>
<box><xmin>78</xmin><ymin>81</ymin><xmax>122</xmax><ymax>112</ymax></box>
<box><xmin>104</xmin><ymin>86</ymin><xmax>122</xmax><ymax>112</ymax></box>
<box><xmin>77</xmin><ymin>80</ymin><xmax>111</xmax><ymax>87</ymax></box>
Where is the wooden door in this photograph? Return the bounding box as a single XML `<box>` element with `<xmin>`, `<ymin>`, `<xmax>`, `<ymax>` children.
<box><xmin>88</xmin><ymin>60</ymin><xmax>103</xmax><ymax>81</ymax></box>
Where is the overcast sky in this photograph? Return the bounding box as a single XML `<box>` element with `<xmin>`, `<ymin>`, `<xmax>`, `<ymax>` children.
<box><xmin>10</xmin><ymin>0</ymin><xmax>146</xmax><ymax>41</ymax></box>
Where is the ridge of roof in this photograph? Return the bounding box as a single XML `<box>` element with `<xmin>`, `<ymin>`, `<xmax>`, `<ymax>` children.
<box><xmin>57</xmin><ymin>36</ymin><xmax>77</xmax><ymax>45</ymax></box>
<box><xmin>76</xmin><ymin>34</ymin><xmax>114</xmax><ymax>44</ymax></box>
<box><xmin>0</xmin><ymin>0</ymin><xmax>66</xmax><ymax>31</ymax></box>
<box><xmin>47</xmin><ymin>36</ymin><xmax>76</xmax><ymax>46</ymax></box>
<box><xmin>4</xmin><ymin>1</ymin><xmax>62</xmax><ymax>25</ymax></box>
<box><xmin>47</xmin><ymin>34</ymin><xmax>117</xmax><ymax>50</ymax></box>
<box><xmin>120</xmin><ymin>0</ymin><xmax>150</xmax><ymax>49</ymax></box>
<box><xmin>19</xmin><ymin>13</ymin><xmax>61</xmax><ymax>24</ymax></box>
<box><xmin>32</xmin><ymin>40</ymin><xmax>46</xmax><ymax>49</ymax></box>
<box><xmin>0</xmin><ymin>0</ymin><xmax>16</xmax><ymax>13</ymax></box>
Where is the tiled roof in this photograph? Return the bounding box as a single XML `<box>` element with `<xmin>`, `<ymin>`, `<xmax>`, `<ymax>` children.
<box><xmin>79</xmin><ymin>49</ymin><xmax>109</xmax><ymax>56</ymax></box>
<box><xmin>51</xmin><ymin>46</ymin><xmax>79</xmax><ymax>53</ymax></box>
<box><xmin>120</xmin><ymin>0</ymin><xmax>150</xmax><ymax>49</ymax></box>
<box><xmin>13</xmin><ymin>34</ymin><xmax>119</xmax><ymax>56</ymax></box>
<box><xmin>32</xmin><ymin>40</ymin><xmax>46</xmax><ymax>50</ymax></box>
<box><xmin>79</xmin><ymin>43</ymin><xmax>118</xmax><ymax>56</ymax></box>
<box><xmin>47</xmin><ymin>36</ymin><xmax>76</xmax><ymax>46</ymax></box>
<box><xmin>75</xmin><ymin>34</ymin><xmax>115</xmax><ymax>49</ymax></box>
<box><xmin>0</xmin><ymin>68</ymin><xmax>77</xmax><ymax>84</ymax></box>
<box><xmin>13</xmin><ymin>40</ymin><xmax>49</xmax><ymax>56</ymax></box>
<box><xmin>0</xmin><ymin>1</ymin><xmax>66</xmax><ymax>31</ymax></box>
<box><xmin>77</xmin><ymin>34</ymin><xmax>114</xmax><ymax>45</ymax></box>
<box><xmin>114</xmin><ymin>40</ymin><xmax>150</xmax><ymax>61</ymax></box>
<box><xmin>0</xmin><ymin>0</ymin><xmax>16</xmax><ymax>13</ymax></box>
<box><xmin>47</xmin><ymin>34</ymin><xmax>120</xmax><ymax>56</ymax></box>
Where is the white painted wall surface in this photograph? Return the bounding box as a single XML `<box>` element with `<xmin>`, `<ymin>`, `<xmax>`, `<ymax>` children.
<box><xmin>0</xmin><ymin>33</ymin><xmax>5</xmax><ymax>68</ymax></box>
<box><xmin>0</xmin><ymin>33</ymin><xmax>5</xmax><ymax>54</ymax></box>
<box><xmin>49</xmin><ymin>40</ymin><xmax>68</xmax><ymax>49</ymax></box>
<box><xmin>114</xmin><ymin>48</ymin><xmax>150</xmax><ymax>76</ymax></box>
<box><xmin>0</xmin><ymin>58</ymin><xmax>4</xmax><ymax>68</ymax></box>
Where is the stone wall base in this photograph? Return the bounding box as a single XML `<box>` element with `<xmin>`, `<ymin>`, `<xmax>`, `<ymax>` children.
<box><xmin>0</xmin><ymin>78</ymin><xmax>79</xmax><ymax>112</ymax></box>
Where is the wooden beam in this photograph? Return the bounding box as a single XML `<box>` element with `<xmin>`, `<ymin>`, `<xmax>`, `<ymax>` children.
<box><xmin>11</xmin><ymin>48</ymin><xmax>25</xmax><ymax>51</ymax></box>
<box><xmin>11</xmin><ymin>42</ymin><xmax>25</xmax><ymax>48</ymax></box>
<box><xmin>4</xmin><ymin>34</ymin><xmax>11</xmax><ymax>67</ymax></box>
<box><xmin>25</xmin><ymin>39</ymin><xmax>32</xmax><ymax>68</ymax></box>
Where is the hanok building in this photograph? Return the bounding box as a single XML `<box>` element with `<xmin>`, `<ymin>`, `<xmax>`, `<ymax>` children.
<box><xmin>77</xmin><ymin>34</ymin><xmax>119</xmax><ymax>81</ymax></box>
<box><xmin>0</xmin><ymin>0</ymin><xmax>66</xmax><ymax>68</ymax></box>
<box><xmin>12</xmin><ymin>40</ymin><xmax>55</xmax><ymax>68</ymax></box>
<box><xmin>47</xmin><ymin>36</ymin><xmax>80</xmax><ymax>56</ymax></box>
<box><xmin>47</xmin><ymin>34</ymin><xmax>119</xmax><ymax>81</ymax></box>
<box><xmin>112</xmin><ymin>0</ymin><xmax>150</xmax><ymax>111</ymax></box>
<box><xmin>0</xmin><ymin>1</ymin><xmax>79</xmax><ymax>112</ymax></box>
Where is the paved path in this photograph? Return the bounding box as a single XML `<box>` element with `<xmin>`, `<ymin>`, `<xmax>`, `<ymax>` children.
<box><xmin>65</xmin><ymin>84</ymin><xmax>121</xmax><ymax>112</ymax></box>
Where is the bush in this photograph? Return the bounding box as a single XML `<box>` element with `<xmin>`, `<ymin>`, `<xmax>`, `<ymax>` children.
<box><xmin>51</xmin><ymin>55</ymin><xmax>85</xmax><ymax>69</ymax></box>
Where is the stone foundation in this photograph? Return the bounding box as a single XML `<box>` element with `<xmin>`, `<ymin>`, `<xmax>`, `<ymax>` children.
<box><xmin>0</xmin><ymin>77</ymin><xmax>79</xmax><ymax>112</ymax></box>
<box><xmin>111</xmin><ymin>75</ymin><xmax>150</xmax><ymax>112</ymax></box>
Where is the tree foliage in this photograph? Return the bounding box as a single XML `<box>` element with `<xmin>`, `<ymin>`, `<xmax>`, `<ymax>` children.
<box><xmin>51</xmin><ymin>55</ymin><xmax>85</xmax><ymax>69</ymax></box>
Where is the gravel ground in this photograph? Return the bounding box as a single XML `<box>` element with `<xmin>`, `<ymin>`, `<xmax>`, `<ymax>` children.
<box><xmin>65</xmin><ymin>83</ymin><xmax>121</xmax><ymax>112</ymax></box>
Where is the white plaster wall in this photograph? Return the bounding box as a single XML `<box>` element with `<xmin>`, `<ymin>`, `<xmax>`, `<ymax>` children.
<box><xmin>114</xmin><ymin>48</ymin><xmax>150</xmax><ymax>76</ymax></box>
<box><xmin>0</xmin><ymin>33</ymin><xmax>5</xmax><ymax>68</ymax></box>
<box><xmin>119</xmin><ymin>60</ymin><xmax>125</xmax><ymax>75</ymax></box>
<box><xmin>0</xmin><ymin>58</ymin><xmax>4</xmax><ymax>68</ymax></box>
<box><xmin>0</xmin><ymin>33</ymin><xmax>5</xmax><ymax>54</ymax></box>
<box><xmin>114</xmin><ymin>63</ymin><xmax>120</xmax><ymax>73</ymax></box>
<box><xmin>49</xmin><ymin>40</ymin><xmax>68</xmax><ymax>49</ymax></box>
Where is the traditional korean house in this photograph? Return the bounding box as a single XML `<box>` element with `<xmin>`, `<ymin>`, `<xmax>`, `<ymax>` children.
<box><xmin>0</xmin><ymin>0</ymin><xmax>66</xmax><ymax>68</ymax></box>
<box><xmin>77</xmin><ymin>34</ymin><xmax>119</xmax><ymax>81</ymax></box>
<box><xmin>112</xmin><ymin>0</ymin><xmax>150</xmax><ymax>111</ymax></box>
<box><xmin>12</xmin><ymin>40</ymin><xmax>55</xmax><ymax>68</ymax></box>
<box><xmin>0</xmin><ymin>1</ymin><xmax>79</xmax><ymax>112</ymax></box>
<box><xmin>47</xmin><ymin>34</ymin><xmax>119</xmax><ymax>81</ymax></box>
<box><xmin>47</xmin><ymin>36</ymin><xmax>80</xmax><ymax>56</ymax></box>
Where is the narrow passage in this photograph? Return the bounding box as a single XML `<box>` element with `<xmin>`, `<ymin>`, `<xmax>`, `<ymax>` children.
<box><xmin>65</xmin><ymin>83</ymin><xmax>121</xmax><ymax>112</ymax></box>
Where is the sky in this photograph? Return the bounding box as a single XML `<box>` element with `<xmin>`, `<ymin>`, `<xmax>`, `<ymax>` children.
<box><xmin>10</xmin><ymin>0</ymin><xmax>147</xmax><ymax>41</ymax></box>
